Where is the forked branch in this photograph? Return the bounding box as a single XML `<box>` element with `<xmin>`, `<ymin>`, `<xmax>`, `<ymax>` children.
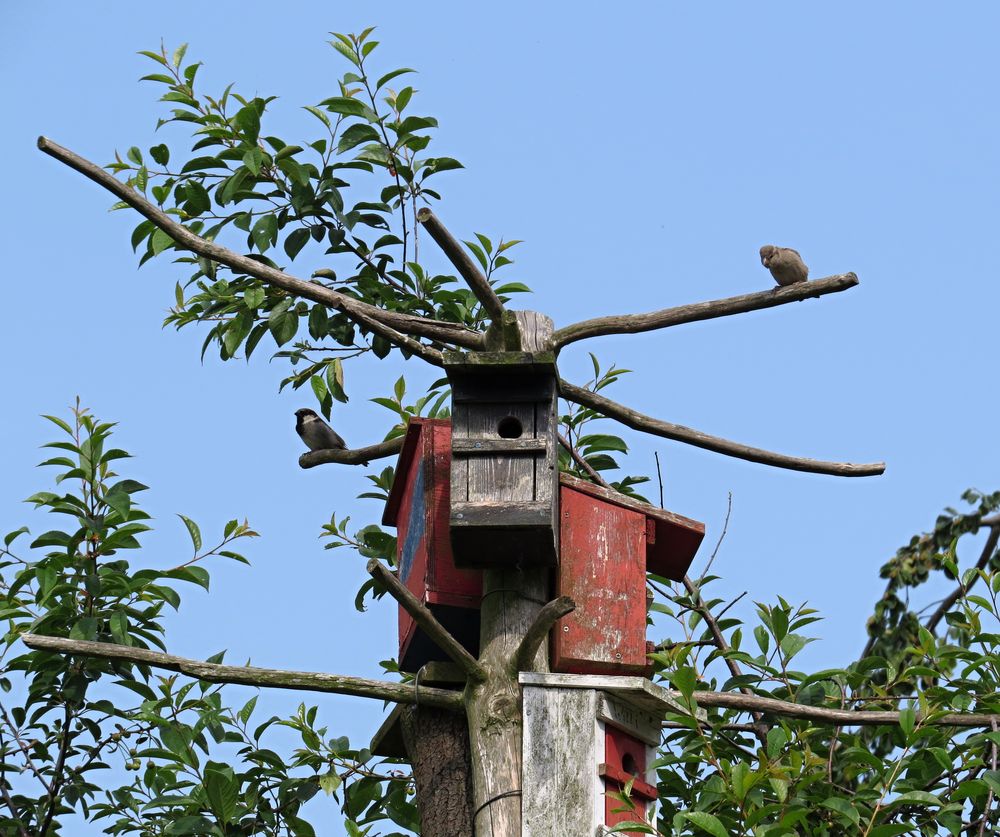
<box><xmin>560</xmin><ymin>379</ymin><xmax>885</xmax><ymax>477</ymax></box>
<box><xmin>299</xmin><ymin>436</ymin><xmax>405</xmax><ymax>469</ymax></box>
<box><xmin>417</xmin><ymin>208</ymin><xmax>505</xmax><ymax>323</ymax></box>
<box><xmin>366</xmin><ymin>559</ymin><xmax>487</xmax><ymax>683</ymax></box>
<box><xmin>21</xmin><ymin>634</ymin><xmax>463</xmax><ymax>711</ymax></box>
<box><xmin>552</xmin><ymin>273</ymin><xmax>860</xmax><ymax>350</ymax></box>
<box><xmin>37</xmin><ymin>137</ymin><xmax>483</xmax><ymax>358</ymax></box>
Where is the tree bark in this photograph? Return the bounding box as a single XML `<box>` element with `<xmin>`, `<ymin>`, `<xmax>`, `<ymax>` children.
<box><xmin>466</xmin><ymin>567</ymin><xmax>548</xmax><ymax>836</ymax></box>
<box><xmin>401</xmin><ymin>706</ymin><xmax>475</xmax><ymax>836</ymax></box>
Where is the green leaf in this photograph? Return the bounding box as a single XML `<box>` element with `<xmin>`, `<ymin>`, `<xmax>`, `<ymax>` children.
<box><xmin>171</xmin><ymin>43</ymin><xmax>188</xmax><ymax>68</ymax></box>
<box><xmin>235</xmin><ymin>104</ymin><xmax>260</xmax><ymax>142</ymax></box>
<box><xmin>670</xmin><ymin>666</ymin><xmax>696</xmax><ymax>699</ymax></box>
<box><xmin>821</xmin><ymin>797</ymin><xmax>859</xmax><ymax>825</ymax></box>
<box><xmin>682</xmin><ymin>811</ymin><xmax>728</xmax><ymax>837</ymax></box>
<box><xmin>244</xmin><ymin>286</ymin><xmax>265</xmax><ymax>310</ymax></box>
<box><xmin>319</xmin><ymin>96</ymin><xmax>367</xmax><ymax>117</ymax></box>
<box><xmin>178</xmin><ymin>514</ymin><xmax>202</xmax><ymax>552</ymax></box>
<box><xmin>284</xmin><ymin>228</ymin><xmax>310</xmax><ymax>260</ymax></box>
<box><xmin>150</xmin><ymin>144</ymin><xmax>170</xmax><ymax>165</ymax></box>
<box><xmin>898</xmin><ymin>706</ymin><xmax>916</xmax><ymax>739</ymax></box>
<box><xmin>376</xmin><ymin>68</ymin><xmax>415</xmax><ymax>90</ymax></box>
<box><xmin>151</xmin><ymin>228</ymin><xmax>175</xmax><ymax>255</ymax></box>
<box><xmin>268</xmin><ymin>302</ymin><xmax>298</xmax><ymax>347</ymax></box>
<box><xmin>109</xmin><ymin>610</ymin><xmax>131</xmax><ymax>645</ymax></box>
<box><xmin>337</xmin><ymin>123</ymin><xmax>380</xmax><ymax>153</ymax></box>
<box><xmin>204</xmin><ymin>764</ymin><xmax>239</xmax><ymax>823</ymax></box>
<box><xmin>868</xmin><ymin>826</ymin><xmax>913</xmax><ymax>837</ymax></box>
<box><xmin>251</xmin><ymin>214</ymin><xmax>278</xmax><ymax>253</ymax></box>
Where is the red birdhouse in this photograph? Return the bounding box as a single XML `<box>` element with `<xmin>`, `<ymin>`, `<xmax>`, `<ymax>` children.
<box><xmin>601</xmin><ymin>725</ymin><xmax>658</xmax><ymax>833</ymax></box>
<box><xmin>382</xmin><ymin>420</ymin><xmax>704</xmax><ymax>676</ymax></box>
<box><xmin>382</xmin><ymin>418</ymin><xmax>482</xmax><ymax>672</ymax></box>
<box><xmin>552</xmin><ymin>475</ymin><xmax>705</xmax><ymax>677</ymax></box>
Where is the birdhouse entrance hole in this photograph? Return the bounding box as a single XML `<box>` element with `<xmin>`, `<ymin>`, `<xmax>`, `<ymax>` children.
<box><xmin>497</xmin><ymin>415</ymin><xmax>523</xmax><ymax>438</ymax></box>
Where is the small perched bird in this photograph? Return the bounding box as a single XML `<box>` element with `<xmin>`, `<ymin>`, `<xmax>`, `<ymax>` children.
<box><xmin>295</xmin><ymin>408</ymin><xmax>347</xmax><ymax>451</ymax></box>
<box><xmin>759</xmin><ymin>245</ymin><xmax>809</xmax><ymax>286</ymax></box>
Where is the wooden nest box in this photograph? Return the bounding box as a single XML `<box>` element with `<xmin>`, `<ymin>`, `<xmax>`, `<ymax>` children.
<box><xmin>444</xmin><ymin>349</ymin><xmax>560</xmax><ymax>568</ymax></box>
<box><xmin>382</xmin><ymin>418</ymin><xmax>481</xmax><ymax>673</ymax></box>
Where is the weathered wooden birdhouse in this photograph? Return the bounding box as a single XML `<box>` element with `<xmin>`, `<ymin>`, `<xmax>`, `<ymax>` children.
<box><xmin>552</xmin><ymin>475</ymin><xmax>705</xmax><ymax>677</ymax></box>
<box><xmin>382</xmin><ymin>418</ymin><xmax>482</xmax><ymax>672</ymax></box>
<box><xmin>521</xmin><ymin>673</ymin><xmax>694</xmax><ymax>836</ymax></box>
<box><xmin>444</xmin><ymin>352</ymin><xmax>560</xmax><ymax>568</ymax></box>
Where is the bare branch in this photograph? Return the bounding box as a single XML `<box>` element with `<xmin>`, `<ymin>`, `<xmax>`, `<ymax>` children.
<box><xmin>366</xmin><ymin>559</ymin><xmax>487</xmax><ymax>683</ymax></box>
<box><xmin>37</xmin><ymin>137</ymin><xmax>484</xmax><ymax>355</ymax></box>
<box><xmin>299</xmin><ymin>436</ymin><xmax>404</xmax><ymax>469</ymax></box>
<box><xmin>560</xmin><ymin>379</ymin><xmax>885</xmax><ymax>478</ymax></box>
<box><xmin>512</xmin><ymin>596</ymin><xmax>576</xmax><ymax>674</ymax></box>
<box><xmin>925</xmin><ymin>524</ymin><xmax>1000</xmax><ymax>634</ymax></box>
<box><xmin>557</xmin><ymin>432</ymin><xmax>611</xmax><ymax>489</ymax></box>
<box><xmin>21</xmin><ymin>634</ymin><xmax>463</xmax><ymax>711</ymax></box>
<box><xmin>417</xmin><ymin>208</ymin><xmax>505</xmax><ymax>323</ymax></box>
<box><xmin>552</xmin><ymin>273</ymin><xmax>860</xmax><ymax>350</ymax></box>
<box><xmin>681</xmin><ymin>688</ymin><xmax>1000</xmax><ymax>728</ymax></box>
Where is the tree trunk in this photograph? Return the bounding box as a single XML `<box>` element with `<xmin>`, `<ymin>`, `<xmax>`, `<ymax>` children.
<box><xmin>466</xmin><ymin>566</ymin><xmax>548</xmax><ymax>836</ymax></box>
<box><xmin>401</xmin><ymin>706</ymin><xmax>475</xmax><ymax>836</ymax></box>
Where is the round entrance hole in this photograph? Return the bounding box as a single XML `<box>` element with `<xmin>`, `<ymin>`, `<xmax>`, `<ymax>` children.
<box><xmin>621</xmin><ymin>753</ymin><xmax>638</xmax><ymax>777</ymax></box>
<box><xmin>497</xmin><ymin>416</ymin><xmax>523</xmax><ymax>439</ymax></box>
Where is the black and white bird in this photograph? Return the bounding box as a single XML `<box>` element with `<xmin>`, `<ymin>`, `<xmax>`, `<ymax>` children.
<box><xmin>759</xmin><ymin>245</ymin><xmax>809</xmax><ymax>286</ymax></box>
<box><xmin>295</xmin><ymin>408</ymin><xmax>347</xmax><ymax>451</ymax></box>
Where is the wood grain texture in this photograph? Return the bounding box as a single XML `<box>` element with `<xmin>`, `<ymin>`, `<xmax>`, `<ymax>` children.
<box><xmin>521</xmin><ymin>686</ymin><xmax>601</xmax><ymax>835</ymax></box>
<box><xmin>467</xmin><ymin>567</ymin><xmax>549</xmax><ymax>836</ymax></box>
<box><xmin>551</xmin><ymin>273</ymin><xmax>860</xmax><ymax>350</ymax></box>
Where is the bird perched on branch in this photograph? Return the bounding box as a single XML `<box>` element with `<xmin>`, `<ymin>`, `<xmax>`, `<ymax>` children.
<box><xmin>759</xmin><ymin>245</ymin><xmax>809</xmax><ymax>286</ymax></box>
<box><xmin>295</xmin><ymin>408</ymin><xmax>347</xmax><ymax>451</ymax></box>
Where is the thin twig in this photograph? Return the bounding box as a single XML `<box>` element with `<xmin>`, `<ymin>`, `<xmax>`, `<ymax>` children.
<box><xmin>0</xmin><ymin>705</ymin><xmax>52</xmax><ymax>791</ymax></box>
<box><xmin>559</xmin><ymin>379</ymin><xmax>886</xmax><ymax>478</ymax></box>
<box><xmin>698</xmin><ymin>492</ymin><xmax>733</xmax><ymax>583</ymax></box>
<box><xmin>20</xmin><ymin>634</ymin><xmax>463</xmax><ymax>711</ymax></box>
<box><xmin>552</xmin><ymin>273</ymin><xmax>861</xmax><ymax>349</ymax></box>
<box><xmin>558</xmin><ymin>432</ymin><xmax>612</xmax><ymax>490</ymax></box>
<box><xmin>655</xmin><ymin>451</ymin><xmax>664</xmax><ymax>508</ymax></box>
<box><xmin>713</xmin><ymin>591</ymin><xmax>747</xmax><ymax>622</ymax></box>
<box><xmin>366</xmin><ymin>559</ymin><xmax>486</xmax><ymax>683</ymax></box>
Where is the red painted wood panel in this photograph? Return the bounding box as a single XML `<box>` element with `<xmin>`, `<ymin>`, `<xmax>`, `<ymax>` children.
<box><xmin>383</xmin><ymin>419</ymin><xmax>481</xmax><ymax>671</ymax></box>
<box><xmin>601</xmin><ymin>726</ymin><xmax>656</xmax><ymax>832</ymax></box>
<box><xmin>552</xmin><ymin>486</ymin><xmax>649</xmax><ymax>675</ymax></box>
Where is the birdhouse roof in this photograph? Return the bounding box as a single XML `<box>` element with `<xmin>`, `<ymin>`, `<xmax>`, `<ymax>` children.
<box><xmin>559</xmin><ymin>473</ymin><xmax>705</xmax><ymax>581</ymax></box>
<box><xmin>382</xmin><ymin>417</ymin><xmax>449</xmax><ymax>527</ymax></box>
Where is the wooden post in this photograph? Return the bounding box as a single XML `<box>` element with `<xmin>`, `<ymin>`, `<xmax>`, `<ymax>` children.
<box><xmin>459</xmin><ymin>311</ymin><xmax>555</xmax><ymax>837</ymax></box>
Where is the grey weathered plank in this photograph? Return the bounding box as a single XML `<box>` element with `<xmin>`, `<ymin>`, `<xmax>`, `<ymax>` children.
<box><xmin>521</xmin><ymin>686</ymin><xmax>601</xmax><ymax>836</ymax></box>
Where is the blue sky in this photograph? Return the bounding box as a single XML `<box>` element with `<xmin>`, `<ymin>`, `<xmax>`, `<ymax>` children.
<box><xmin>3</xmin><ymin>3</ymin><xmax>999</xmax><ymax>832</ymax></box>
